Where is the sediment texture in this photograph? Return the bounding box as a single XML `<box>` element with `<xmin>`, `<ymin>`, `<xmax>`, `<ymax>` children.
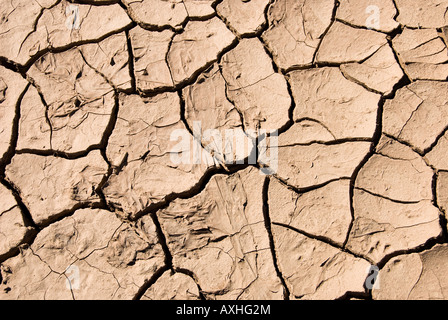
<box><xmin>1</xmin><ymin>0</ymin><xmax>448</xmax><ymax>300</ymax></box>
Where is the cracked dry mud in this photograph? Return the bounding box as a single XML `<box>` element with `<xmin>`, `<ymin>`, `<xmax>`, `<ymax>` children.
<box><xmin>1</xmin><ymin>0</ymin><xmax>448</xmax><ymax>301</ymax></box>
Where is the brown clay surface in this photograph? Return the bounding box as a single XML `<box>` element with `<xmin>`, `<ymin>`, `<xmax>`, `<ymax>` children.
<box><xmin>1</xmin><ymin>0</ymin><xmax>448</xmax><ymax>300</ymax></box>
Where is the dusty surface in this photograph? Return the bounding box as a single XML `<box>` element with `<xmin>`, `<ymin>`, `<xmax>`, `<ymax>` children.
<box><xmin>1</xmin><ymin>0</ymin><xmax>448</xmax><ymax>300</ymax></box>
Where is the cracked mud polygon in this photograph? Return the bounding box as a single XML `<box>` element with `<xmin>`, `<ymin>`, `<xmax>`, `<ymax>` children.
<box><xmin>1</xmin><ymin>0</ymin><xmax>448</xmax><ymax>301</ymax></box>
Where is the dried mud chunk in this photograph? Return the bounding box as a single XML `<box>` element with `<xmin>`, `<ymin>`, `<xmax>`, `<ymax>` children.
<box><xmin>393</xmin><ymin>29</ymin><xmax>448</xmax><ymax>64</ymax></box>
<box><xmin>27</xmin><ymin>49</ymin><xmax>115</xmax><ymax>153</ymax></box>
<box><xmin>220</xmin><ymin>38</ymin><xmax>291</xmax><ymax>132</ymax></box>
<box><xmin>350</xmin><ymin>136</ymin><xmax>442</xmax><ymax>263</ymax></box>
<box><xmin>151</xmin><ymin>167</ymin><xmax>284</xmax><ymax>299</ymax></box>
<box><xmin>183</xmin><ymin>0</ymin><xmax>216</xmax><ymax>18</ymax></box>
<box><xmin>405</xmin><ymin>63</ymin><xmax>448</xmax><ymax>81</ymax></box>
<box><xmin>49</xmin><ymin>91</ymin><xmax>115</xmax><ymax>153</ymax></box>
<box><xmin>31</xmin><ymin>209</ymin><xmax>124</xmax><ymax>272</ymax></box>
<box><xmin>79</xmin><ymin>33</ymin><xmax>132</xmax><ymax>90</ymax></box>
<box><xmin>340</xmin><ymin>44</ymin><xmax>404</xmax><ymax>95</ymax></box>
<box><xmin>83</xmin><ymin>223</ymin><xmax>164</xmax><ymax>299</ymax></box>
<box><xmin>0</xmin><ymin>247</ymin><xmax>65</xmax><ymax>299</ymax></box>
<box><xmin>217</xmin><ymin>0</ymin><xmax>270</xmax><ymax>36</ymax></box>
<box><xmin>0</xmin><ymin>208</ymin><xmax>164</xmax><ymax>299</ymax></box>
<box><xmin>28</xmin><ymin>49</ymin><xmax>112</xmax><ymax>106</ymax></box>
<box><xmin>0</xmin><ymin>0</ymin><xmax>58</xmax><ymax>65</ymax></box>
<box><xmin>383</xmin><ymin>81</ymin><xmax>448</xmax><ymax>153</ymax></box>
<box><xmin>289</xmin><ymin>67</ymin><xmax>380</xmax><ymax>139</ymax></box>
<box><xmin>336</xmin><ymin>0</ymin><xmax>399</xmax><ymax>33</ymax></box>
<box><xmin>103</xmin><ymin>92</ymin><xmax>212</xmax><ymax>218</ymax></box>
<box><xmin>315</xmin><ymin>21</ymin><xmax>387</xmax><ymax>64</ymax></box>
<box><xmin>167</xmin><ymin>18</ymin><xmax>235</xmax><ymax>85</ymax></box>
<box><xmin>277</xmin><ymin>121</ymin><xmax>335</xmax><ymax>145</ymax></box>
<box><xmin>183</xmin><ymin>64</ymin><xmax>241</xmax><ymax>132</ymax></box>
<box><xmin>269</xmin><ymin>178</ymin><xmax>352</xmax><ymax>246</ymax></box>
<box><xmin>16</xmin><ymin>85</ymin><xmax>51</xmax><ymax>150</ymax></box>
<box><xmin>272</xmin><ymin>225</ymin><xmax>370</xmax><ymax>300</ymax></box>
<box><xmin>0</xmin><ymin>0</ymin><xmax>131</xmax><ymax>66</ymax></box>
<box><xmin>272</xmin><ymin>142</ymin><xmax>371</xmax><ymax>190</ymax></box>
<box><xmin>392</xmin><ymin>28</ymin><xmax>448</xmax><ymax>81</ymax></box>
<box><xmin>262</xmin><ymin>0</ymin><xmax>334</xmax><ymax>69</ymax></box>
<box><xmin>0</xmin><ymin>66</ymin><xmax>29</xmax><ymax>161</ymax></box>
<box><xmin>183</xmin><ymin>64</ymin><xmax>254</xmax><ymax>163</ymax></box>
<box><xmin>0</xmin><ymin>184</ymin><xmax>31</xmax><ymax>259</ymax></box>
<box><xmin>122</xmin><ymin>0</ymin><xmax>187</xmax><ymax>28</ymax></box>
<box><xmin>356</xmin><ymin>136</ymin><xmax>433</xmax><ymax>202</ymax></box>
<box><xmin>347</xmin><ymin>189</ymin><xmax>441</xmax><ymax>265</ymax></box>
<box><xmin>106</xmin><ymin>93</ymin><xmax>181</xmax><ymax>166</ymax></box>
<box><xmin>5</xmin><ymin>151</ymin><xmax>108</xmax><ymax>226</ymax></box>
<box><xmin>122</xmin><ymin>0</ymin><xmax>216</xmax><ymax>27</ymax></box>
<box><xmin>394</xmin><ymin>0</ymin><xmax>448</xmax><ymax>28</ymax></box>
<box><xmin>141</xmin><ymin>271</ymin><xmax>201</xmax><ymax>300</ymax></box>
<box><xmin>373</xmin><ymin>245</ymin><xmax>448</xmax><ymax>299</ymax></box>
<box><xmin>129</xmin><ymin>27</ymin><xmax>174</xmax><ymax>92</ymax></box>
<box><xmin>426</xmin><ymin>131</ymin><xmax>448</xmax><ymax>170</ymax></box>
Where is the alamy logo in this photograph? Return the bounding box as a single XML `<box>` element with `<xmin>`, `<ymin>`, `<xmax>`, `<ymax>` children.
<box><xmin>365</xmin><ymin>5</ymin><xmax>381</xmax><ymax>30</ymax></box>
<box><xmin>169</xmin><ymin>122</ymin><xmax>278</xmax><ymax>175</ymax></box>
<box><xmin>365</xmin><ymin>265</ymin><xmax>380</xmax><ymax>290</ymax></box>
<box><xmin>65</xmin><ymin>265</ymin><xmax>80</xmax><ymax>290</ymax></box>
<box><xmin>65</xmin><ymin>5</ymin><xmax>80</xmax><ymax>30</ymax></box>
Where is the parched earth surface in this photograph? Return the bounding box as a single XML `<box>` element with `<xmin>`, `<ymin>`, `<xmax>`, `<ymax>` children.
<box><xmin>1</xmin><ymin>0</ymin><xmax>448</xmax><ymax>300</ymax></box>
